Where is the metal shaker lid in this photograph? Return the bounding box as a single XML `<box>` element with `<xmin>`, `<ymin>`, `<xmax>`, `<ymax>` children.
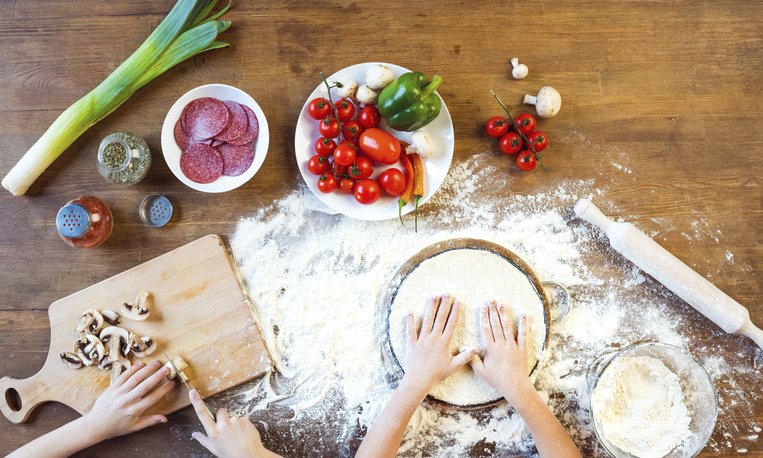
<box><xmin>139</xmin><ymin>194</ymin><xmax>173</xmax><ymax>227</ymax></box>
<box><xmin>56</xmin><ymin>203</ymin><xmax>91</xmax><ymax>238</ymax></box>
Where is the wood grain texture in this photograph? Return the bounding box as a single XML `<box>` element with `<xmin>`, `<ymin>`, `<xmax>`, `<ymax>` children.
<box><xmin>0</xmin><ymin>0</ymin><xmax>760</xmax><ymax>456</ymax></box>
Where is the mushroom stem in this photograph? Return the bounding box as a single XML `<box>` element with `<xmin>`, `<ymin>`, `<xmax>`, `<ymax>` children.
<box><xmin>523</xmin><ymin>94</ymin><xmax>538</xmax><ymax>105</ymax></box>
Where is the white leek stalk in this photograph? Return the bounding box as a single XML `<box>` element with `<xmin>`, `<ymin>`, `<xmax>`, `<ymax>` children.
<box><xmin>2</xmin><ymin>0</ymin><xmax>231</xmax><ymax>196</ymax></box>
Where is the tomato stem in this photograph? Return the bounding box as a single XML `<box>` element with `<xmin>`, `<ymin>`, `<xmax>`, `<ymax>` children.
<box><xmin>490</xmin><ymin>90</ymin><xmax>542</xmax><ymax>164</ymax></box>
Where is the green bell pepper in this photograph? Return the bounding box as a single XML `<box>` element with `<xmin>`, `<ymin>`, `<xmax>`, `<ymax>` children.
<box><xmin>377</xmin><ymin>72</ymin><xmax>443</xmax><ymax>131</ymax></box>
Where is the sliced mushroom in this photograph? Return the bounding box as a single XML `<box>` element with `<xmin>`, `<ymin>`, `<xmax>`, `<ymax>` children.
<box><xmin>60</xmin><ymin>352</ymin><xmax>83</xmax><ymax>369</ymax></box>
<box><xmin>83</xmin><ymin>334</ymin><xmax>106</xmax><ymax>363</ymax></box>
<box><xmin>75</xmin><ymin>309</ymin><xmax>104</xmax><ymax>334</ymax></box>
<box><xmin>121</xmin><ymin>290</ymin><xmax>151</xmax><ymax>321</ymax></box>
<box><xmin>75</xmin><ymin>334</ymin><xmax>98</xmax><ymax>366</ymax></box>
<box><xmin>164</xmin><ymin>357</ymin><xmax>189</xmax><ymax>382</ymax></box>
<box><xmin>101</xmin><ymin>309</ymin><xmax>120</xmax><ymax>326</ymax></box>
<box><xmin>130</xmin><ymin>334</ymin><xmax>156</xmax><ymax>358</ymax></box>
<box><xmin>108</xmin><ymin>359</ymin><xmax>132</xmax><ymax>385</ymax></box>
<box><xmin>100</xmin><ymin>326</ymin><xmax>130</xmax><ymax>359</ymax></box>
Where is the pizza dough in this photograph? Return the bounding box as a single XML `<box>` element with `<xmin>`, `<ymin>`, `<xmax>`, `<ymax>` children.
<box><xmin>388</xmin><ymin>248</ymin><xmax>547</xmax><ymax>406</ymax></box>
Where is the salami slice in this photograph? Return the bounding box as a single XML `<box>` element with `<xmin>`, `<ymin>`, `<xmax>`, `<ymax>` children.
<box><xmin>215</xmin><ymin>101</ymin><xmax>248</xmax><ymax>142</ymax></box>
<box><xmin>218</xmin><ymin>143</ymin><xmax>254</xmax><ymax>177</ymax></box>
<box><xmin>227</xmin><ymin>104</ymin><xmax>259</xmax><ymax>146</ymax></box>
<box><xmin>174</xmin><ymin>118</ymin><xmax>191</xmax><ymax>150</ymax></box>
<box><xmin>180</xmin><ymin>143</ymin><xmax>223</xmax><ymax>184</ymax></box>
<box><xmin>182</xmin><ymin>97</ymin><xmax>230</xmax><ymax>140</ymax></box>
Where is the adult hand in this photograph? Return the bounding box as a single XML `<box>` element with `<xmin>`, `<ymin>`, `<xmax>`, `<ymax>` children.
<box><xmin>401</xmin><ymin>295</ymin><xmax>478</xmax><ymax>395</ymax></box>
<box><xmin>190</xmin><ymin>390</ymin><xmax>280</xmax><ymax>458</ymax></box>
<box><xmin>83</xmin><ymin>360</ymin><xmax>175</xmax><ymax>441</ymax></box>
<box><xmin>469</xmin><ymin>302</ymin><xmax>535</xmax><ymax>404</ymax></box>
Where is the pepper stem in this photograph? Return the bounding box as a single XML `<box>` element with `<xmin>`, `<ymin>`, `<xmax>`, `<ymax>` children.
<box><xmin>422</xmin><ymin>75</ymin><xmax>443</xmax><ymax>97</ymax></box>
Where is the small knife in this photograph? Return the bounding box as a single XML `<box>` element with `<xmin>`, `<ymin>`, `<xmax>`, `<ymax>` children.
<box><xmin>162</xmin><ymin>352</ymin><xmax>215</xmax><ymax>420</ymax></box>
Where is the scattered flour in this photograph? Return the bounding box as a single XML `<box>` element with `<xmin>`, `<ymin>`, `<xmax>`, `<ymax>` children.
<box><xmin>218</xmin><ymin>153</ymin><xmax>762</xmax><ymax>457</ymax></box>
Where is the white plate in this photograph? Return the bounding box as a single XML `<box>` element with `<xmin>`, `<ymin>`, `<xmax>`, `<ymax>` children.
<box><xmin>294</xmin><ymin>62</ymin><xmax>454</xmax><ymax>221</ymax></box>
<box><xmin>161</xmin><ymin>84</ymin><xmax>270</xmax><ymax>193</ymax></box>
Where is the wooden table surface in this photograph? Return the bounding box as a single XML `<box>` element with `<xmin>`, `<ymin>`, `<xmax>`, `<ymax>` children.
<box><xmin>0</xmin><ymin>0</ymin><xmax>760</xmax><ymax>456</ymax></box>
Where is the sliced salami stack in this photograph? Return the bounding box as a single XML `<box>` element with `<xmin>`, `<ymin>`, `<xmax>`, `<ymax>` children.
<box><xmin>174</xmin><ymin>97</ymin><xmax>259</xmax><ymax>184</ymax></box>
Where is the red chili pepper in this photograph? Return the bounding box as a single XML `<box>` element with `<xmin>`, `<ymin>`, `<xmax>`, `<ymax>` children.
<box><xmin>398</xmin><ymin>153</ymin><xmax>414</xmax><ymax>225</ymax></box>
<box><xmin>409</xmin><ymin>153</ymin><xmax>425</xmax><ymax>232</ymax></box>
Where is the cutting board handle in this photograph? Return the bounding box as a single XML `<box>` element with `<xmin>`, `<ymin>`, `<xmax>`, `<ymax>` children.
<box><xmin>0</xmin><ymin>372</ymin><xmax>50</xmax><ymax>424</ymax></box>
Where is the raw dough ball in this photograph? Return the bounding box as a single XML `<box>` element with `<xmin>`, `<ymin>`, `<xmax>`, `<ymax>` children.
<box><xmin>388</xmin><ymin>248</ymin><xmax>546</xmax><ymax>406</ymax></box>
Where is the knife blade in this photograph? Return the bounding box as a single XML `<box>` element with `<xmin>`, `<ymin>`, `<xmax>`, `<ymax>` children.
<box><xmin>162</xmin><ymin>352</ymin><xmax>215</xmax><ymax>420</ymax></box>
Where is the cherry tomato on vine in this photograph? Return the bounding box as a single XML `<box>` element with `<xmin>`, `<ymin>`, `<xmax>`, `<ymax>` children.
<box><xmin>342</xmin><ymin>121</ymin><xmax>363</xmax><ymax>141</ymax></box>
<box><xmin>334</xmin><ymin>99</ymin><xmax>356</xmax><ymax>122</ymax></box>
<box><xmin>514</xmin><ymin>113</ymin><xmax>537</xmax><ymax>136</ymax></box>
<box><xmin>338</xmin><ymin>177</ymin><xmax>355</xmax><ymax>194</ymax></box>
<box><xmin>358</xmin><ymin>106</ymin><xmax>381</xmax><ymax>129</ymax></box>
<box><xmin>525</xmin><ymin>131</ymin><xmax>548</xmax><ymax>153</ymax></box>
<box><xmin>354</xmin><ymin>179</ymin><xmax>381</xmax><ymax>205</ymax></box>
<box><xmin>334</xmin><ymin>164</ymin><xmax>348</xmax><ymax>177</ymax></box>
<box><xmin>307</xmin><ymin>154</ymin><xmax>331</xmax><ymax>175</ymax></box>
<box><xmin>378</xmin><ymin>168</ymin><xmax>406</xmax><ymax>196</ymax></box>
<box><xmin>307</xmin><ymin>97</ymin><xmax>331</xmax><ymax>120</ymax></box>
<box><xmin>485</xmin><ymin>116</ymin><xmax>510</xmax><ymax>138</ymax></box>
<box><xmin>314</xmin><ymin>137</ymin><xmax>337</xmax><ymax>156</ymax></box>
<box><xmin>319</xmin><ymin>117</ymin><xmax>340</xmax><ymax>138</ymax></box>
<box><xmin>349</xmin><ymin>156</ymin><xmax>374</xmax><ymax>180</ymax></box>
<box><xmin>333</xmin><ymin>142</ymin><xmax>357</xmax><ymax>167</ymax></box>
<box><xmin>516</xmin><ymin>150</ymin><xmax>538</xmax><ymax>171</ymax></box>
<box><xmin>317</xmin><ymin>172</ymin><xmax>337</xmax><ymax>193</ymax></box>
<box><xmin>499</xmin><ymin>132</ymin><xmax>523</xmax><ymax>155</ymax></box>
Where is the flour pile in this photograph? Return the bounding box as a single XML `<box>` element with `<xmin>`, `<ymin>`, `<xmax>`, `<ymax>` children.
<box><xmin>222</xmin><ymin>154</ymin><xmax>761</xmax><ymax>457</ymax></box>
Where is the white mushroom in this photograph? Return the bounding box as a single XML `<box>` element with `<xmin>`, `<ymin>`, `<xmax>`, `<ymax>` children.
<box><xmin>356</xmin><ymin>85</ymin><xmax>378</xmax><ymax>105</ymax></box>
<box><xmin>107</xmin><ymin>359</ymin><xmax>131</xmax><ymax>385</ymax></box>
<box><xmin>121</xmin><ymin>290</ymin><xmax>151</xmax><ymax>321</ymax></box>
<box><xmin>335</xmin><ymin>79</ymin><xmax>358</xmax><ymax>99</ymax></box>
<box><xmin>407</xmin><ymin>131</ymin><xmax>436</xmax><ymax>158</ymax></box>
<box><xmin>365</xmin><ymin>64</ymin><xmax>394</xmax><ymax>90</ymax></box>
<box><xmin>164</xmin><ymin>357</ymin><xmax>189</xmax><ymax>382</ymax></box>
<box><xmin>100</xmin><ymin>326</ymin><xmax>130</xmax><ymax>358</ymax></box>
<box><xmin>75</xmin><ymin>309</ymin><xmax>104</xmax><ymax>334</ymax></box>
<box><xmin>60</xmin><ymin>352</ymin><xmax>83</xmax><ymax>369</ymax></box>
<box><xmin>83</xmin><ymin>334</ymin><xmax>106</xmax><ymax>362</ymax></box>
<box><xmin>523</xmin><ymin>86</ymin><xmax>562</xmax><ymax>118</ymax></box>
<box><xmin>101</xmin><ymin>309</ymin><xmax>120</xmax><ymax>326</ymax></box>
<box><xmin>130</xmin><ymin>334</ymin><xmax>156</xmax><ymax>358</ymax></box>
<box><xmin>510</xmin><ymin>58</ymin><xmax>528</xmax><ymax>80</ymax></box>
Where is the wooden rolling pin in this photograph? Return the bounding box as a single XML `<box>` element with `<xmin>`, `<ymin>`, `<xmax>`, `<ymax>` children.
<box><xmin>574</xmin><ymin>199</ymin><xmax>763</xmax><ymax>350</ymax></box>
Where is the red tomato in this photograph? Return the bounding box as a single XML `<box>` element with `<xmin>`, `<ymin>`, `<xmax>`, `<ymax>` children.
<box><xmin>499</xmin><ymin>132</ymin><xmax>523</xmax><ymax>155</ymax></box>
<box><xmin>307</xmin><ymin>97</ymin><xmax>331</xmax><ymax>120</ymax></box>
<box><xmin>333</xmin><ymin>142</ymin><xmax>357</xmax><ymax>167</ymax></box>
<box><xmin>485</xmin><ymin>116</ymin><xmax>509</xmax><ymax>138</ymax></box>
<box><xmin>317</xmin><ymin>172</ymin><xmax>337</xmax><ymax>193</ymax></box>
<box><xmin>319</xmin><ymin>117</ymin><xmax>340</xmax><ymax>138</ymax></box>
<box><xmin>354</xmin><ymin>179</ymin><xmax>381</xmax><ymax>205</ymax></box>
<box><xmin>342</xmin><ymin>121</ymin><xmax>363</xmax><ymax>141</ymax></box>
<box><xmin>307</xmin><ymin>154</ymin><xmax>331</xmax><ymax>175</ymax></box>
<box><xmin>358</xmin><ymin>106</ymin><xmax>381</xmax><ymax>129</ymax></box>
<box><xmin>315</xmin><ymin>137</ymin><xmax>337</xmax><ymax>156</ymax></box>
<box><xmin>338</xmin><ymin>177</ymin><xmax>355</xmax><ymax>194</ymax></box>
<box><xmin>334</xmin><ymin>99</ymin><xmax>356</xmax><ymax>122</ymax></box>
<box><xmin>514</xmin><ymin>113</ymin><xmax>537</xmax><ymax>136</ymax></box>
<box><xmin>334</xmin><ymin>164</ymin><xmax>348</xmax><ymax>176</ymax></box>
<box><xmin>378</xmin><ymin>168</ymin><xmax>406</xmax><ymax>196</ymax></box>
<box><xmin>358</xmin><ymin>128</ymin><xmax>402</xmax><ymax>165</ymax></box>
<box><xmin>525</xmin><ymin>131</ymin><xmax>548</xmax><ymax>153</ymax></box>
<box><xmin>349</xmin><ymin>156</ymin><xmax>374</xmax><ymax>179</ymax></box>
<box><xmin>516</xmin><ymin>150</ymin><xmax>538</xmax><ymax>171</ymax></box>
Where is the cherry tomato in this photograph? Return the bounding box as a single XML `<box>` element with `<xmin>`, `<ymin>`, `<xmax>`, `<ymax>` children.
<box><xmin>334</xmin><ymin>164</ymin><xmax>348</xmax><ymax>176</ymax></box>
<box><xmin>499</xmin><ymin>132</ymin><xmax>523</xmax><ymax>155</ymax></box>
<box><xmin>378</xmin><ymin>168</ymin><xmax>406</xmax><ymax>196</ymax></box>
<box><xmin>525</xmin><ymin>131</ymin><xmax>548</xmax><ymax>153</ymax></box>
<box><xmin>317</xmin><ymin>172</ymin><xmax>337</xmax><ymax>193</ymax></box>
<box><xmin>333</xmin><ymin>142</ymin><xmax>357</xmax><ymax>167</ymax></box>
<box><xmin>514</xmin><ymin>113</ymin><xmax>537</xmax><ymax>136</ymax></box>
<box><xmin>342</xmin><ymin>121</ymin><xmax>363</xmax><ymax>141</ymax></box>
<box><xmin>354</xmin><ymin>179</ymin><xmax>381</xmax><ymax>205</ymax></box>
<box><xmin>319</xmin><ymin>117</ymin><xmax>340</xmax><ymax>138</ymax></box>
<box><xmin>485</xmin><ymin>116</ymin><xmax>509</xmax><ymax>138</ymax></box>
<box><xmin>358</xmin><ymin>106</ymin><xmax>381</xmax><ymax>129</ymax></box>
<box><xmin>307</xmin><ymin>154</ymin><xmax>331</xmax><ymax>175</ymax></box>
<box><xmin>315</xmin><ymin>137</ymin><xmax>337</xmax><ymax>156</ymax></box>
<box><xmin>338</xmin><ymin>177</ymin><xmax>355</xmax><ymax>194</ymax></box>
<box><xmin>358</xmin><ymin>128</ymin><xmax>402</xmax><ymax>165</ymax></box>
<box><xmin>349</xmin><ymin>156</ymin><xmax>374</xmax><ymax>179</ymax></box>
<box><xmin>516</xmin><ymin>150</ymin><xmax>538</xmax><ymax>171</ymax></box>
<box><xmin>307</xmin><ymin>97</ymin><xmax>331</xmax><ymax>120</ymax></box>
<box><xmin>334</xmin><ymin>99</ymin><xmax>356</xmax><ymax>122</ymax></box>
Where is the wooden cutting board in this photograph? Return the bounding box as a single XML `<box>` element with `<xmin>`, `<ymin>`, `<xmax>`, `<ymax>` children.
<box><xmin>0</xmin><ymin>234</ymin><xmax>272</xmax><ymax>424</ymax></box>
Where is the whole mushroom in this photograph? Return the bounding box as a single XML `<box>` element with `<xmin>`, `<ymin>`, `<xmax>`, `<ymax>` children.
<box><xmin>335</xmin><ymin>79</ymin><xmax>358</xmax><ymax>99</ymax></box>
<box><xmin>523</xmin><ymin>86</ymin><xmax>561</xmax><ymax>119</ymax></box>
<box><xmin>510</xmin><ymin>58</ymin><xmax>528</xmax><ymax>80</ymax></box>
<box><xmin>356</xmin><ymin>85</ymin><xmax>378</xmax><ymax>105</ymax></box>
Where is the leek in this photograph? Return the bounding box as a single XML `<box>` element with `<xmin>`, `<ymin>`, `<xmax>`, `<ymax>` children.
<box><xmin>2</xmin><ymin>0</ymin><xmax>231</xmax><ymax>196</ymax></box>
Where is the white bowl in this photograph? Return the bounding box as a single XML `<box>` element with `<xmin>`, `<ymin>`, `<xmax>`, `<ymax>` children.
<box><xmin>294</xmin><ymin>62</ymin><xmax>454</xmax><ymax>221</ymax></box>
<box><xmin>161</xmin><ymin>84</ymin><xmax>269</xmax><ymax>193</ymax></box>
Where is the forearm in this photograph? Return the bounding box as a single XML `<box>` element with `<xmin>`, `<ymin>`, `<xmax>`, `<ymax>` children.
<box><xmin>506</xmin><ymin>384</ymin><xmax>581</xmax><ymax>458</ymax></box>
<box><xmin>9</xmin><ymin>415</ymin><xmax>104</xmax><ymax>458</ymax></box>
<box><xmin>356</xmin><ymin>376</ymin><xmax>428</xmax><ymax>458</ymax></box>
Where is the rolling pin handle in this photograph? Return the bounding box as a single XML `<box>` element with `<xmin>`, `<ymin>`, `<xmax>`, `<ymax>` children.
<box><xmin>0</xmin><ymin>376</ymin><xmax>38</xmax><ymax>424</ymax></box>
<box><xmin>574</xmin><ymin>199</ymin><xmax>616</xmax><ymax>232</ymax></box>
<box><xmin>739</xmin><ymin>319</ymin><xmax>763</xmax><ymax>351</ymax></box>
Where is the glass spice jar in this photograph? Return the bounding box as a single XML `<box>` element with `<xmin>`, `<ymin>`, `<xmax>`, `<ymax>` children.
<box><xmin>56</xmin><ymin>196</ymin><xmax>113</xmax><ymax>248</ymax></box>
<box><xmin>96</xmin><ymin>131</ymin><xmax>151</xmax><ymax>185</ymax></box>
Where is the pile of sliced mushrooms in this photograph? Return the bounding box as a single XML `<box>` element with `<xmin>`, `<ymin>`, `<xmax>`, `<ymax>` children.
<box><xmin>60</xmin><ymin>290</ymin><xmax>156</xmax><ymax>384</ymax></box>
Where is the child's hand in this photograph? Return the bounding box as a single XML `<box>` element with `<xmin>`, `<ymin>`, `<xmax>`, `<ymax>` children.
<box><xmin>83</xmin><ymin>360</ymin><xmax>175</xmax><ymax>441</ymax></box>
<box><xmin>401</xmin><ymin>295</ymin><xmax>478</xmax><ymax>396</ymax></box>
<box><xmin>469</xmin><ymin>302</ymin><xmax>535</xmax><ymax>404</ymax></box>
<box><xmin>190</xmin><ymin>390</ymin><xmax>280</xmax><ymax>458</ymax></box>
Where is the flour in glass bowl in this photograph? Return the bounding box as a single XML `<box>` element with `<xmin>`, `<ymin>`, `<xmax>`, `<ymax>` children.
<box><xmin>220</xmin><ymin>153</ymin><xmax>761</xmax><ymax>457</ymax></box>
